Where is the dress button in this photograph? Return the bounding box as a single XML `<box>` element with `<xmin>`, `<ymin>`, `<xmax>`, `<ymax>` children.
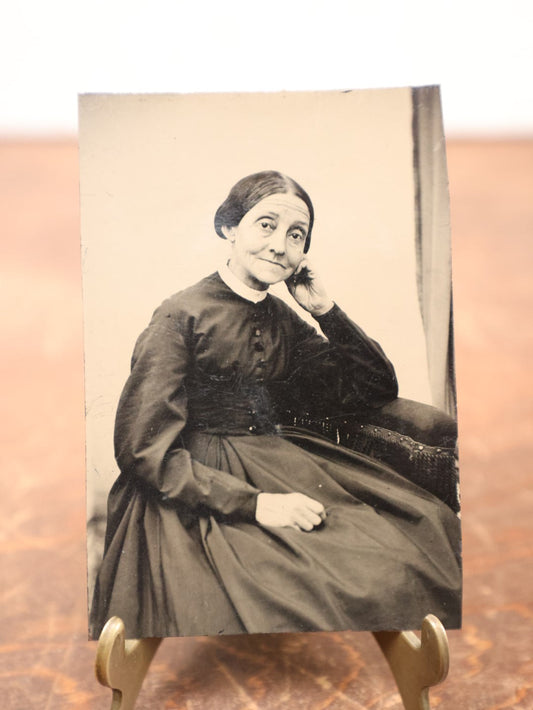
<box><xmin>248</xmin><ymin>425</ymin><xmax>257</xmax><ymax>433</ymax></box>
<box><xmin>254</xmin><ymin>342</ymin><xmax>264</xmax><ymax>352</ymax></box>
<box><xmin>253</xmin><ymin>328</ymin><xmax>262</xmax><ymax>337</ymax></box>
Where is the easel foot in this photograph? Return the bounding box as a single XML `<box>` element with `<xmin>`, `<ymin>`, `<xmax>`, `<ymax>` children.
<box><xmin>373</xmin><ymin>614</ymin><xmax>450</xmax><ymax>710</ymax></box>
<box><xmin>95</xmin><ymin>617</ymin><xmax>162</xmax><ymax>710</ymax></box>
<box><xmin>95</xmin><ymin>614</ymin><xmax>449</xmax><ymax>710</ymax></box>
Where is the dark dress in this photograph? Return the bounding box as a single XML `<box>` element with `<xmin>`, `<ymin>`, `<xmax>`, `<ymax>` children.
<box><xmin>89</xmin><ymin>272</ymin><xmax>461</xmax><ymax>639</ymax></box>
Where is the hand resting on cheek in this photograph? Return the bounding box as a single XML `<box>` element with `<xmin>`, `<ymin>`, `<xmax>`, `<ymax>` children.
<box><xmin>286</xmin><ymin>259</ymin><xmax>334</xmax><ymax>317</ymax></box>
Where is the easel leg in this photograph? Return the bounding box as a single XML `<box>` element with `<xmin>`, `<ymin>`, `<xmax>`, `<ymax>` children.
<box><xmin>373</xmin><ymin>614</ymin><xmax>450</xmax><ymax>710</ymax></box>
<box><xmin>95</xmin><ymin>614</ymin><xmax>449</xmax><ymax>710</ymax></box>
<box><xmin>95</xmin><ymin>617</ymin><xmax>162</xmax><ymax>710</ymax></box>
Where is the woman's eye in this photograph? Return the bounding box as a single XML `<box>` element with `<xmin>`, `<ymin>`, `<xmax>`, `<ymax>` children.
<box><xmin>259</xmin><ymin>220</ymin><xmax>274</xmax><ymax>230</ymax></box>
<box><xmin>289</xmin><ymin>231</ymin><xmax>306</xmax><ymax>243</ymax></box>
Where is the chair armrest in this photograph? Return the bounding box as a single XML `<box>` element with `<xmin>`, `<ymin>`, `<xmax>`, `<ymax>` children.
<box><xmin>350</xmin><ymin>398</ymin><xmax>457</xmax><ymax>448</ymax></box>
<box><xmin>336</xmin><ymin>418</ymin><xmax>460</xmax><ymax>513</ymax></box>
<box><xmin>282</xmin><ymin>398</ymin><xmax>460</xmax><ymax>513</ymax></box>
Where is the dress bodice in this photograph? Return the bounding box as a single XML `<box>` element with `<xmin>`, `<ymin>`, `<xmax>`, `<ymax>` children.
<box><xmin>136</xmin><ymin>272</ymin><xmax>397</xmax><ymax>436</ymax></box>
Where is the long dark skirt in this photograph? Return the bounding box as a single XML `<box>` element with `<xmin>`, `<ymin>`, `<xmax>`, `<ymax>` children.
<box><xmin>89</xmin><ymin>430</ymin><xmax>461</xmax><ymax>639</ymax></box>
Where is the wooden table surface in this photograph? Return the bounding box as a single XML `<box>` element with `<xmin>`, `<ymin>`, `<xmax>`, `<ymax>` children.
<box><xmin>1</xmin><ymin>140</ymin><xmax>532</xmax><ymax>709</ymax></box>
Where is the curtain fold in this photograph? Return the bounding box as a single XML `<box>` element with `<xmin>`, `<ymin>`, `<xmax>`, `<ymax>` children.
<box><xmin>412</xmin><ymin>86</ymin><xmax>457</xmax><ymax>416</ymax></box>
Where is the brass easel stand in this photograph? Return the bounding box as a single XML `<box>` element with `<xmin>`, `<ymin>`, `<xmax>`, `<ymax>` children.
<box><xmin>95</xmin><ymin>614</ymin><xmax>449</xmax><ymax>710</ymax></box>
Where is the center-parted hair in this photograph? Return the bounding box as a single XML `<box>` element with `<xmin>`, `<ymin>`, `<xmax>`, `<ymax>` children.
<box><xmin>214</xmin><ymin>171</ymin><xmax>314</xmax><ymax>253</ymax></box>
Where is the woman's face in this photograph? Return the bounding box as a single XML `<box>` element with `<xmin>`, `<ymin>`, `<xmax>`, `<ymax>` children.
<box><xmin>223</xmin><ymin>192</ymin><xmax>310</xmax><ymax>290</ymax></box>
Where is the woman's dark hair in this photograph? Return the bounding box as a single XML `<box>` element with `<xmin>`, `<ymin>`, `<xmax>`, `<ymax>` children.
<box><xmin>214</xmin><ymin>171</ymin><xmax>314</xmax><ymax>253</ymax></box>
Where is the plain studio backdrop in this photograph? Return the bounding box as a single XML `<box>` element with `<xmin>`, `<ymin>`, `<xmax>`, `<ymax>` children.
<box><xmin>79</xmin><ymin>88</ymin><xmax>451</xmax><ymax>536</ymax></box>
<box><xmin>1</xmin><ymin>1</ymin><xmax>532</xmax><ymax>136</ymax></box>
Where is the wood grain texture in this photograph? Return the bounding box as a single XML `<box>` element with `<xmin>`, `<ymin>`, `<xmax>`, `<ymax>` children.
<box><xmin>0</xmin><ymin>139</ymin><xmax>532</xmax><ymax>708</ymax></box>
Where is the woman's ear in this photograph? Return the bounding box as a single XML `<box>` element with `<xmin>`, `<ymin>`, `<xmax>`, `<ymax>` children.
<box><xmin>221</xmin><ymin>225</ymin><xmax>236</xmax><ymax>243</ymax></box>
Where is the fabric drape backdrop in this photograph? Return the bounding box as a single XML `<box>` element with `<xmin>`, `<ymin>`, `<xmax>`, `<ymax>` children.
<box><xmin>412</xmin><ymin>86</ymin><xmax>457</xmax><ymax>416</ymax></box>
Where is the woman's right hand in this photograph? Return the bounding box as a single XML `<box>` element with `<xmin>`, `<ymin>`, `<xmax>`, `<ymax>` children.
<box><xmin>255</xmin><ymin>492</ymin><xmax>326</xmax><ymax>531</ymax></box>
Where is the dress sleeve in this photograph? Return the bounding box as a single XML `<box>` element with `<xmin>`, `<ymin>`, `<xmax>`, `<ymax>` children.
<box><xmin>114</xmin><ymin>309</ymin><xmax>260</xmax><ymax>521</ymax></box>
<box><xmin>285</xmin><ymin>303</ymin><xmax>398</xmax><ymax>416</ymax></box>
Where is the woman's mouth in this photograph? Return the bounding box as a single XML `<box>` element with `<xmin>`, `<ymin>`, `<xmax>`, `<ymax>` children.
<box><xmin>259</xmin><ymin>258</ymin><xmax>287</xmax><ymax>269</ymax></box>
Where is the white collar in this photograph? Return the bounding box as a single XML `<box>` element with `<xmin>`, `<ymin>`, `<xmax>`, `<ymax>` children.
<box><xmin>218</xmin><ymin>261</ymin><xmax>268</xmax><ymax>304</ymax></box>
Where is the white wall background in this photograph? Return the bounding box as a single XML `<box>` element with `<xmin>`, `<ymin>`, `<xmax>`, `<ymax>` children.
<box><xmin>1</xmin><ymin>0</ymin><xmax>532</xmax><ymax>136</ymax></box>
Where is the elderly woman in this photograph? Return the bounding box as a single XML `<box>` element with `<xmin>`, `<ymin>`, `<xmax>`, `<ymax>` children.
<box><xmin>90</xmin><ymin>171</ymin><xmax>461</xmax><ymax>639</ymax></box>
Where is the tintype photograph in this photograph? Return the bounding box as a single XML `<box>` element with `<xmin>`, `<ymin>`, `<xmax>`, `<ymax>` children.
<box><xmin>80</xmin><ymin>88</ymin><xmax>462</xmax><ymax>640</ymax></box>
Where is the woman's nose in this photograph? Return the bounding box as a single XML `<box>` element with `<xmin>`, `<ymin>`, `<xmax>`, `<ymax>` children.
<box><xmin>268</xmin><ymin>228</ymin><xmax>286</xmax><ymax>254</ymax></box>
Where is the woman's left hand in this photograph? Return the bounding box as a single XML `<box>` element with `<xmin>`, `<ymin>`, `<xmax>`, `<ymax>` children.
<box><xmin>286</xmin><ymin>259</ymin><xmax>334</xmax><ymax>317</ymax></box>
